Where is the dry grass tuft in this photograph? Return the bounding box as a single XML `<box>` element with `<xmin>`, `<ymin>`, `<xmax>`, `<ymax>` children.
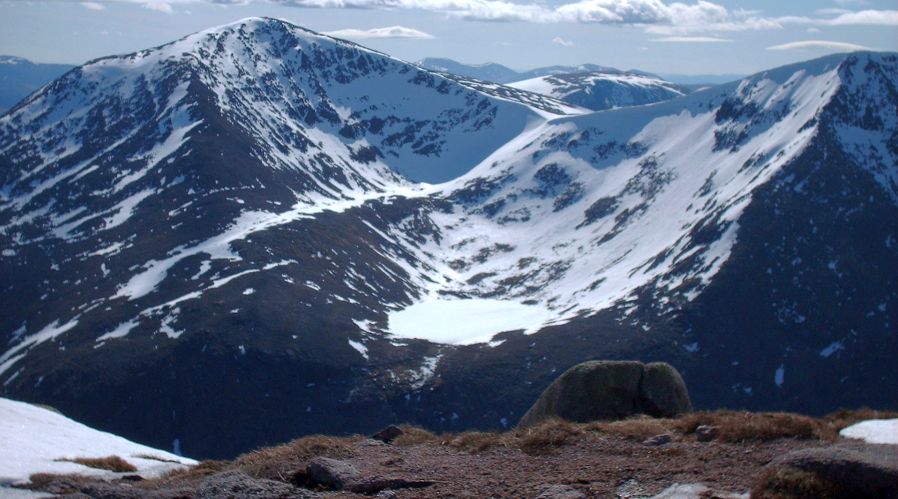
<box><xmin>823</xmin><ymin>407</ymin><xmax>898</xmax><ymax>432</ymax></box>
<box><xmin>156</xmin><ymin>459</ymin><xmax>228</xmax><ymax>483</ymax></box>
<box><xmin>133</xmin><ymin>453</ymin><xmax>182</xmax><ymax>464</ymax></box>
<box><xmin>513</xmin><ymin>418</ymin><xmax>584</xmax><ymax>455</ymax></box>
<box><xmin>751</xmin><ymin>466</ymin><xmax>843</xmax><ymax>499</ymax></box>
<box><xmin>234</xmin><ymin>434</ymin><xmax>357</xmax><ymax>481</ymax></box>
<box><xmin>586</xmin><ymin>416</ymin><xmax>675</xmax><ymax>441</ymax></box>
<box><xmin>449</xmin><ymin>431</ymin><xmax>507</xmax><ymax>453</ymax></box>
<box><xmin>676</xmin><ymin>411</ymin><xmax>835</xmax><ymax>443</ymax></box>
<box><xmin>392</xmin><ymin>425</ymin><xmax>443</xmax><ymax>447</ymax></box>
<box><xmin>59</xmin><ymin>455</ymin><xmax>138</xmax><ymax>473</ymax></box>
<box><xmin>25</xmin><ymin>473</ymin><xmax>93</xmax><ymax>493</ymax></box>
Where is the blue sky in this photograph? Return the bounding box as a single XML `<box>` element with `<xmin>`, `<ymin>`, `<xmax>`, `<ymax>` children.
<box><xmin>1</xmin><ymin>0</ymin><xmax>895</xmax><ymax>75</ymax></box>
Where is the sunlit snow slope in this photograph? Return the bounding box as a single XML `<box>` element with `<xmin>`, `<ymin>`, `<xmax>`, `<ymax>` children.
<box><xmin>509</xmin><ymin>71</ymin><xmax>687</xmax><ymax>111</ymax></box>
<box><xmin>0</xmin><ymin>397</ymin><xmax>195</xmax><ymax>486</ymax></box>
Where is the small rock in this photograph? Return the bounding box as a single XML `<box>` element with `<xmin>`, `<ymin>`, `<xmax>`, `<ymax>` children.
<box><xmin>371</xmin><ymin>425</ymin><xmax>404</xmax><ymax>443</ymax></box>
<box><xmin>535</xmin><ymin>484</ymin><xmax>586</xmax><ymax>499</ymax></box>
<box><xmin>643</xmin><ymin>434</ymin><xmax>672</xmax><ymax>446</ymax></box>
<box><xmin>348</xmin><ymin>477</ymin><xmax>434</xmax><ymax>494</ymax></box>
<box><xmin>695</xmin><ymin>425</ymin><xmax>717</xmax><ymax>442</ymax></box>
<box><xmin>196</xmin><ymin>470</ymin><xmax>312</xmax><ymax>499</ymax></box>
<box><xmin>306</xmin><ymin>457</ymin><xmax>360</xmax><ymax>490</ymax></box>
<box><xmin>119</xmin><ymin>475</ymin><xmax>143</xmax><ymax>482</ymax></box>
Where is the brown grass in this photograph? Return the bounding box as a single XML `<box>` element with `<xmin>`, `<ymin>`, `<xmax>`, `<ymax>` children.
<box><xmin>156</xmin><ymin>459</ymin><xmax>229</xmax><ymax>483</ymax></box>
<box><xmin>133</xmin><ymin>453</ymin><xmax>182</xmax><ymax>463</ymax></box>
<box><xmin>233</xmin><ymin>434</ymin><xmax>358</xmax><ymax>481</ymax></box>
<box><xmin>392</xmin><ymin>425</ymin><xmax>443</xmax><ymax>447</ymax></box>
<box><xmin>823</xmin><ymin>407</ymin><xmax>898</xmax><ymax>432</ymax></box>
<box><xmin>58</xmin><ymin>455</ymin><xmax>137</xmax><ymax>473</ymax></box>
<box><xmin>512</xmin><ymin>418</ymin><xmax>585</xmax><ymax>455</ymax></box>
<box><xmin>586</xmin><ymin>416</ymin><xmax>674</xmax><ymax>441</ymax></box>
<box><xmin>449</xmin><ymin>431</ymin><xmax>507</xmax><ymax>453</ymax></box>
<box><xmin>24</xmin><ymin>473</ymin><xmax>94</xmax><ymax>493</ymax></box>
<box><xmin>750</xmin><ymin>466</ymin><xmax>843</xmax><ymax>499</ymax></box>
<box><xmin>675</xmin><ymin>411</ymin><xmax>836</xmax><ymax>443</ymax></box>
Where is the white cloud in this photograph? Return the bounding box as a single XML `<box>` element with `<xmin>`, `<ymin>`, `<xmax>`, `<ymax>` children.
<box><xmin>142</xmin><ymin>1</ymin><xmax>174</xmax><ymax>13</ymax></box>
<box><xmin>323</xmin><ymin>26</ymin><xmax>434</xmax><ymax>39</ymax></box>
<box><xmin>824</xmin><ymin>9</ymin><xmax>898</xmax><ymax>26</ymax></box>
<box><xmin>80</xmin><ymin>1</ymin><xmax>106</xmax><ymax>10</ymax></box>
<box><xmin>650</xmin><ymin>36</ymin><xmax>731</xmax><ymax>43</ymax></box>
<box><xmin>551</xmin><ymin>36</ymin><xmax>574</xmax><ymax>47</ymax></box>
<box><xmin>806</xmin><ymin>27</ymin><xmax>821</xmax><ymax>33</ymax></box>
<box><xmin>93</xmin><ymin>0</ymin><xmax>898</xmax><ymax>35</ymax></box>
<box><xmin>766</xmin><ymin>40</ymin><xmax>874</xmax><ymax>52</ymax></box>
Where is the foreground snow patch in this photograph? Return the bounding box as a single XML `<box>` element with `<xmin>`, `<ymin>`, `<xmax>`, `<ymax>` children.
<box><xmin>0</xmin><ymin>397</ymin><xmax>196</xmax><ymax>485</ymax></box>
<box><xmin>387</xmin><ymin>296</ymin><xmax>552</xmax><ymax>345</ymax></box>
<box><xmin>839</xmin><ymin>419</ymin><xmax>898</xmax><ymax>445</ymax></box>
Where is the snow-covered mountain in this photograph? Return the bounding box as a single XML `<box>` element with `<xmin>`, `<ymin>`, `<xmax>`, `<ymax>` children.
<box><xmin>508</xmin><ymin>70</ymin><xmax>688</xmax><ymax>111</ymax></box>
<box><xmin>418</xmin><ymin>57</ymin><xmax>621</xmax><ymax>84</ymax></box>
<box><xmin>0</xmin><ymin>17</ymin><xmax>895</xmax><ymax>459</ymax></box>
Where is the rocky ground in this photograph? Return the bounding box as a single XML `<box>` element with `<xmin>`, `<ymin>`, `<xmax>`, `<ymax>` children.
<box><xmin>15</xmin><ymin>409</ymin><xmax>898</xmax><ymax>498</ymax></box>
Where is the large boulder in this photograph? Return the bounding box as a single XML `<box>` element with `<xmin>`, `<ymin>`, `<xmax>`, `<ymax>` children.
<box><xmin>639</xmin><ymin>362</ymin><xmax>692</xmax><ymax>417</ymax></box>
<box><xmin>517</xmin><ymin>360</ymin><xmax>691</xmax><ymax>428</ymax></box>
<box><xmin>753</xmin><ymin>443</ymin><xmax>898</xmax><ymax>498</ymax></box>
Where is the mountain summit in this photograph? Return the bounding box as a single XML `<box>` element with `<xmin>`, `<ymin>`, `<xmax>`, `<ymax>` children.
<box><xmin>1</xmin><ymin>18</ymin><xmax>895</xmax><ymax>458</ymax></box>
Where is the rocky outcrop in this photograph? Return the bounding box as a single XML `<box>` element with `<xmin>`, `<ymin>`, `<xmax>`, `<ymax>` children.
<box><xmin>517</xmin><ymin>361</ymin><xmax>691</xmax><ymax>428</ymax></box>
<box><xmin>753</xmin><ymin>443</ymin><xmax>898</xmax><ymax>498</ymax></box>
<box><xmin>196</xmin><ymin>470</ymin><xmax>315</xmax><ymax>499</ymax></box>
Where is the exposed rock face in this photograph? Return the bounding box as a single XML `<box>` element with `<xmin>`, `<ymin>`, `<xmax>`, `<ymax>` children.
<box><xmin>196</xmin><ymin>470</ymin><xmax>314</xmax><ymax>499</ymax></box>
<box><xmin>639</xmin><ymin>362</ymin><xmax>692</xmax><ymax>418</ymax></box>
<box><xmin>517</xmin><ymin>361</ymin><xmax>691</xmax><ymax>427</ymax></box>
<box><xmin>754</xmin><ymin>443</ymin><xmax>898</xmax><ymax>498</ymax></box>
<box><xmin>305</xmin><ymin>457</ymin><xmax>361</xmax><ymax>490</ymax></box>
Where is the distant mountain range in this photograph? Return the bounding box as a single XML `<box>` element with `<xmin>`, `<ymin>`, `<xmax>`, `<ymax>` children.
<box><xmin>418</xmin><ymin>57</ymin><xmax>627</xmax><ymax>84</ymax></box>
<box><xmin>1</xmin><ymin>18</ymin><xmax>895</xmax><ymax>460</ymax></box>
<box><xmin>417</xmin><ymin>57</ymin><xmax>743</xmax><ymax>86</ymax></box>
<box><xmin>0</xmin><ymin>56</ymin><xmax>74</xmax><ymax>113</ymax></box>
<box><xmin>508</xmin><ymin>71</ymin><xmax>689</xmax><ymax>111</ymax></box>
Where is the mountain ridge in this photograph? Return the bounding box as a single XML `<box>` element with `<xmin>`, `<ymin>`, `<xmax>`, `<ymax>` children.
<box><xmin>0</xmin><ymin>18</ymin><xmax>895</xmax><ymax>458</ymax></box>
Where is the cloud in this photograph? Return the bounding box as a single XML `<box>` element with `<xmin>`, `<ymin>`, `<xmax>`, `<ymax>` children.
<box><xmin>551</xmin><ymin>36</ymin><xmax>574</xmax><ymax>47</ymax></box>
<box><xmin>649</xmin><ymin>36</ymin><xmax>731</xmax><ymax>43</ymax></box>
<box><xmin>89</xmin><ymin>0</ymin><xmax>898</xmax><ymax>35</ymax></box>
<box><xmin>142</xmin><ymin>1</ymin><xmax>174</xmax><ymax>13</ymax></box>
<box><xmin>81</xmin><ymin>1</ymin><xmax>106</xmax><ymax>10</ymax></box>
<box><xmin>824</xmin><ymin>9</ymin><xmax>898</xmax><ymax>26</ymax></box>
<box><xmin>766</xmin><ymin>40</ymin><xmax>874</xmax><ymax>52</ymax></box>
<box><xmin>323</xmin><ymin>26</ymin><xmax>434</xmax><ymax>39</ymax></box>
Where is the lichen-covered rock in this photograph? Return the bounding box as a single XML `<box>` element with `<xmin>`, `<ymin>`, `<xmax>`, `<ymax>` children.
<box><xmin>639</xmin><ymin>362</ymin><xmax>692</xmax><ymax>417</ymax></box>
<box><xmin>754</xmin><ymin>443</ymin><xmax>898</xmax><ymax>498</ymax></box>
<box><xmin>517</xmin><ymin>360</ymin><xmax>691</xmax><ymax>428</ymax></box>
<box><xmin>306</xmin><ymin>457</ymin><xmax>361</xmax><ymax>491</ymax></box>
<box><xmin>196</xmin><ymin>470</ymin><xmax>312</xmax><ymax>499</ymax></box>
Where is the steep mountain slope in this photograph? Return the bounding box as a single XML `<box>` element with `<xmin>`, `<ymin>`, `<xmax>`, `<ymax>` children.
<box><xmin>0</xmin><ymin>19</ymin><xmax>895</xmax><ymax>459</ymax></box>
<box><xmin>508</xmin><ymin>70</ymin><xmax>688</xmax><ymax>111</ymax></box>
<box><xmin>402</xmin><ymin>51</ymin><xmax>898</xmax><ymax>429</ymax></box>
<box><xmin>0</xmin><ymin>56</ymin><xmax>74</xmax><ymax>113</ymax></box>
<box><xmin>418</xmin><ymin>57</ymin><xmax>620</xmax><ymax>84</ymax></box>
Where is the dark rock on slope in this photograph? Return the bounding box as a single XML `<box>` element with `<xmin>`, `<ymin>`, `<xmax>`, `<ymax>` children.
<box><xmin>517</xmin><ymin>360</ymin><xmax>691</xmax><ymax>428</ymax></box>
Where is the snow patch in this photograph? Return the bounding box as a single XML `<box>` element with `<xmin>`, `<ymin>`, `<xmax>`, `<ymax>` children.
<box><xmin>840</xmin><ymin>419</ymin><xmax>898</xmax><ymax>445</ymax></box>
<box><xmin>388</xmin><ymin>296</ymin><xmax>552</xmax><ymax>345</ymax></box>
<box><xmin>0</xmin><ymin>397</ymin><xmax>195</xmax><ymax>485</ymax></box>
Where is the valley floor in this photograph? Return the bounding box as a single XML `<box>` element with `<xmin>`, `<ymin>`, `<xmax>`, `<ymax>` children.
<box><xmin>13</xmin><ymin>409</ymin><xmax>898</xmax><ymax>498</ymax></box>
